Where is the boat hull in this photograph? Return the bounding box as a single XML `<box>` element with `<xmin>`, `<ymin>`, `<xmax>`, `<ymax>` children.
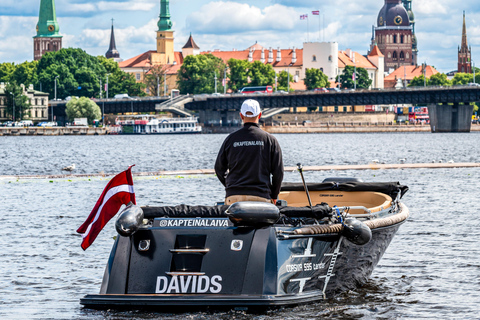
<box><xmin>81</xmin><ymin>204</ymin><xmax>407</xmax><ymax>310</ymax></box>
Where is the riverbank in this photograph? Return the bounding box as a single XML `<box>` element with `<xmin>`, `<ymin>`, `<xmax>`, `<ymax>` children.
<box><xmin>2</xmin><ymin>122</ymin><xmax>479</xmax><ymax>135</ymax></box>
<box><xmin>0</xmin><ymin>126</ymin><xmax>106</xmax><ymax>136</ymax></box>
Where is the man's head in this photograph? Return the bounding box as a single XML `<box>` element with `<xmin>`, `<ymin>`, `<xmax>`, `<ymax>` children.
<box><xmin>240</xmin><ymin>99</ymin><xmax>261</xmax><ymax>123</ymax></box>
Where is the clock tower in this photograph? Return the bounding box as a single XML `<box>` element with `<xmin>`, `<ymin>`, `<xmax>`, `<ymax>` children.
<box><xmin>152</xmin><ymin>0</ymin><xmax>175</xmax><ymax>65</ymax></box>
<box><xmin>371</xmin><ymin>0</ymin><xmax>414</xmax><ymax>72</ymax></box>
<box><xmin>33</xmin><ymin>0</ymin><xmax>62</xmax><ymax>61</ymax></box>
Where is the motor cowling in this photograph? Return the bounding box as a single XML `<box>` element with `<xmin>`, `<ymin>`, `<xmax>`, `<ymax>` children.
<box><xmin>342</xmin><ymin>218</ymin><xmax>372</xmax><ymax>245</ymax></box>
<box><xmin>115</xmin><ymin>203</ymin><xmax>144</xmax><ymax>237</ymax></box>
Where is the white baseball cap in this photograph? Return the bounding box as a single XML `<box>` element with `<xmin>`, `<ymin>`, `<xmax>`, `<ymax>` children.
<box><xmin>240</xmin><ymin>99</ymin><xmax>261</xmax><ymax>117</ymax></box>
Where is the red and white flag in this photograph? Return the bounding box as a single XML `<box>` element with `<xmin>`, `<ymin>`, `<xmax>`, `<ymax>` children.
<box><xmin>77</xmin><ymin>165</ymin><xmax>136</xmax><ymax>250</ymax></box>
<box><xmin>300</xmin><ymin>14</ymin><xmax>308</xmax><ymax>20</ymax></box>
<box><xmin>312</xmin><ymin>11</ymin><xmax>320</xmax><ymax>15</ymax></box>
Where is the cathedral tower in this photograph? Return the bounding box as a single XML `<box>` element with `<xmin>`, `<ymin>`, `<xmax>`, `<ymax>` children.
<box><xmin>153</xmin><ymin>0</ymin><xmax>175</xmax><ymax>65</ymax></box>
<box><xmin>458</xmin><ymin>12</ymin><xmax>472</xmax><ymax>73</ymax></box>
<box><xmin>401</xmin><ymin>0</ymin><xmax>417</xmax><ymax>65</ymax></box>
<box><xmin>33</xmin><ymin>0</ymin><xmax>62</xmax><ymax>61</ymax></box>
<box><xmin>373</xmin><ymin>0</ymin><xmax>414</xmax><ymax>72</ymax></box>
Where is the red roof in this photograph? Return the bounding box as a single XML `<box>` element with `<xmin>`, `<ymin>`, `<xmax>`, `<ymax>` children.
<box><xmin>204</xmin><ymin>48</ymin><xmax>303</xmax><ymax>67</ymax></box>
<box><xmin>384</xmin><ymin>65</ymin><xmax>439</xmax><ymax>88</ymax></box>
<box><xmin>338</xmin><ymin>51</ymin><xmax>377</xmax><ymax>69</ymax></box>
<box><xmin>368</xmin><ymin>45</ymin><xmax>384</xmax><ymax>57</ymax></box>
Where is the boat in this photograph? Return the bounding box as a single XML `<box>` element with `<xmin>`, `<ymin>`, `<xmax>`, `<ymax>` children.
<box><xmin>80</xmin><ymin>177</ymin><xmax>409</xmax><ymax>310</ymax></box>
<box><xmin>115</xmin><ymin>115</ymin><xmax>202</xmax><ymax>134</ymax></box>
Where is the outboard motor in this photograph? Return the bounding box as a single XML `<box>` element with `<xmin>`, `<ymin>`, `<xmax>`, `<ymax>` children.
<box><xmin>115</xmin><ymin>203</ymin><xmax>144</xmax><ymax>237</ymax></box>
<box><xmin>342</xmin><ymin>218</ymin><xmax>372</xmax><ymax>245</ymax></box>
<box><xmin>226</xmin><ymin>201</ymin><xmax>280</xmax><ymax>227</ymax></box>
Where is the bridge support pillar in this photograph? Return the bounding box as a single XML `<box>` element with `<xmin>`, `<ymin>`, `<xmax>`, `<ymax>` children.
<box><xmin>427</xmin><ymin>103</ymin><xmax>473</xmax><ymax>133</ymax></box>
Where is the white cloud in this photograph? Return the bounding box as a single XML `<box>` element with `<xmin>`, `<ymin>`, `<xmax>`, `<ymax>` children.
<box><xmin>186</xmin><ymin>2</ymin><xmax>299</xmax><ymax>34</ymax></box>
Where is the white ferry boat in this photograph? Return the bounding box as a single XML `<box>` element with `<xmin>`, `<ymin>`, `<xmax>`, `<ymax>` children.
<box><xmin>115</xmin><ymin>115</ymin><xmax>202</xmax><ymax>134</ymax></box>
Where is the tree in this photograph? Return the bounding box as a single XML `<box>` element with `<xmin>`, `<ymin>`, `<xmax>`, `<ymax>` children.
<box><xmin>4</xmin><ymin>82</ymin><xmax>31</xmax><ymax>121</ymax></box>
<box><xmin>65</xmin><ymin>97</ymin><xmax>101</xmax><ymax>124</ymax></box>
<box><xmin>337</xmin><ymin>65</ymin><xmax>372</xmax><ymax>89</ymax></box>
<box><xmin>304</xmin><ymin>68</ymin><xmax>329</xmax><ymax>90</ymax></box>
<box><xmin>408</xmin><ymin>75</ymin><xmax>428</xmax><ymax>87</ymax></box>
<box><xmin>451</xmin><ymin>72</ymin><xmax>472</xmax><ymax>85</ymax></box>
<box><xmin>248</xmin><ymin>61</ymin><xmax>275</xmax><ymax>87</ymax></box>
<box><xmin>277</xmin><ymin>70</ymin><xmax>293</xmax><ymax>91</ymax></box>
<box><xmin>10</xmin><ymin>61</ymin><xmax>38</xmax><ymax>87</ymax></box>
<box><xmin>0</xmin><ymin>62</ymin><xmax>15</xmax><ymax>83</ymax></box>
<box><xmin>98</xmin><ymin>56</ymin><xmax>146</xmax><ymax>98</ymax></box>
<box><xmin>227</xmin><ymin>59</ymin><xmax>250</xmax><ymax>92</ymax></box>
<box><xmin>176</xmin><ymin>54</ymin><xmax>226</xmax><ymax>94</ymax></box>
<box><xmin>143</xmin><ymin>65</ymin><xmax>168</xmax><ymax>96</ymax></box>
<box><xmin>430</xmin><ymin>73</ymin><xmax>451</xmax><ymax>86</ymax></box>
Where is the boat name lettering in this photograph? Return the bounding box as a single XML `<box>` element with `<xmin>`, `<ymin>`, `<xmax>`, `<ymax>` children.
<box><xmin>319</xmin><ymin>194</ymin><xmax>344</xmax><ymax>197</ymax></box>
<box><xmin>286</xmin><ymin>263</ymin><xmax>303</xmax><ymax>272</ymax></box>
<box><xmin>233</xmin><ymin>141</ymin><xmax>264</xmax><ymax>147</ymax></box>
<box><xmin>157</xmin><ymin>219</ymin><xmax>229</xmax><ymax>228</ymax></box>
<box><xmin>313</xmin><ymin>262</ymin><xmax>326</xmax><ymax>270</ymax></box>
<box><xmin>155</xmin><ymin>275</ymin><xmax>222</xmax><ymax>294</ymax></box>
<box><xmin>286</xmin><ymin>262</ymin><xmax>326</xmax><ymax>273</ymax></box>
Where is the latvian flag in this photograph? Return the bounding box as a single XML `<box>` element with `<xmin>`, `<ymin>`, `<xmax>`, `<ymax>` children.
<box><xmin>312</xmin><ymin>11</ymin><xmax>320</xmax><ymax>15</ymax></box>
<box><xmin>77</xmin><ymin>165</ymin><xmax>136</xmax><ymax>250</ymax></box>
<box><xmin>300</xmin><ymin>14</ymin><xmax>308</xmax><ymax>20</ymax></box>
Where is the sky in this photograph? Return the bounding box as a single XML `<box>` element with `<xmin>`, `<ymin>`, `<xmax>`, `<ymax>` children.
<box><xmin>1</xmin><ymin>0</ymin><xmax>480</xmax><ymax>73</ymax></box>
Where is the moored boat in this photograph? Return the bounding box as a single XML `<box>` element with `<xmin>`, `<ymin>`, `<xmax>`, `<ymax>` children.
<box><xmin>80</xmin><ymin>178</ymin><xmax>409</xmax><ymax>310</ymax></box>
<box><xmin>115</xmin><ymin>115</ymin><xmax>201</xmax><ymax>134</ymax></box>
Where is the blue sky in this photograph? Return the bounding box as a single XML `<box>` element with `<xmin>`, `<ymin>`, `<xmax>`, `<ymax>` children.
<box><xmin>1</xmin><ymin>0</ymin><xmax>480</xmax><ymax>73</ymax></box>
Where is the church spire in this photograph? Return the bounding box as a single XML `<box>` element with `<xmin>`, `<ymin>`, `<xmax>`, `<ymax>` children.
<box><xmin>461</xmin><ymin>11</ymin><xmax>468</xmax><ymax>49</ymax></box>
<box><xmin>157</xmin><ymin>0</ymin><xmax>173</xmax><ymax>31</ymax></box>
<box><xmin>33</xmin><ymin>0</ymin><xmax>62</xmax><ymax>60</ymax></box>
<box><xmin>458</xmin><ymin>11</ymin><xmax>472</xmax><ymax>73</ymax></box>
<box><xmin>106</xmin><ymin>19</ymin><xmax>120</xmax><ymax>60</ymax></box>
<box><xmin>35</xmin><ymin>0</ymin><xmax>61</xmax><ymax>37</ymax></box>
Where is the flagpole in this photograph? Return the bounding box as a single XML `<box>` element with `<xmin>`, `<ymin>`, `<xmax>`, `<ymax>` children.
<box><xmin>318</xmin><ymin>11</ymin><xmax>321</xmax><ymax>41</ymax></box>
<box><xmin>307</xmin><ymin>15</ymin><xmax>310</xmax><ymax>42</ymax></box>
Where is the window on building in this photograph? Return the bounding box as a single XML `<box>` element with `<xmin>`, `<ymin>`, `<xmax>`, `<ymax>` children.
<box><xmin>406</xmin><ymin>52</ymin><xmax>410</xmax><ymax>59</ymax></box>
<box><xmin>400</xmin><ymin>35</ymin><xmax>404</xmax><ymax>43</ymax></box>
<box><xmin>392</xmin><ymin>51</ymin><xmax>398</xmax><ymax>61</ymax></box>
<box><xmin>136</xmin><ymin>73</ymin><xmax>141</xmax><ymax>81</ymax></box>
<box><xmin>41</xmin><ymin>99</ymin><xmax>45</xmax><ymax>106</ymax></box>
<box><xmin>320</xmin><ymin>67</ymin><xmax>324</xmax><ymax>72</ymax></box>
<box><xmin>399</xmin><ymin>51</ymin><xmax>405</xmax><ymax>61</ymax></box>
<box><xmin>312</xmin><ymin>55</ymin><xmax>317</xmax><ymax>62</ymax></box>
<box><xmin>328</xmin><ymin>55</ymin><xmax>332</xmax><ymax>62</ymax></box>
<box><xmin>393</xmin><ymin>35</ymin><xmax>397</xmax><ymax>43</ymax></box>
<box><xmin>388</xmin><ymin>52</ymin><xmax>392</xmax><ymax>59</ymax></box>
<box><xmin>295</xmin><ymin>71</ymin><xmax>300</xmax><ymax>76</ymax></box>
<box><xmin>35</xmin><ymin>98</ymin><xmax>38</xmax><ymax>106</ymax></box>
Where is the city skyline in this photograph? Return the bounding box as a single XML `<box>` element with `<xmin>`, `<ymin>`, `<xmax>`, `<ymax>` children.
<box><xmin>1</xmin><ymin>0</ymin><xmax>479</xmax><ymax>73</ymax></box>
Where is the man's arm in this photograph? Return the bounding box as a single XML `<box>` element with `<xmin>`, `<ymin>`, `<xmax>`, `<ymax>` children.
<box><xmin>270</xmin><ymin>139</ymin><xmax>284</xmax><ymax>200</ymax></box>
<box><xmin>215</xmin><ymin>140</ymin><xmax>228</xmax><ymax>187</ymax></box>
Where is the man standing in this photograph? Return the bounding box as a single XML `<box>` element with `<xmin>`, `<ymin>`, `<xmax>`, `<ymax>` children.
<box><xmin>215</xmin><ymin>99</ymin><xmax>284</xmax><ymax>205</ymax></box>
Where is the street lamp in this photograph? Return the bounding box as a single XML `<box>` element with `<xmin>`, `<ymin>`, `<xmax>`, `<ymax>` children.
<box><xmin>287</xmin><ymin>63</ymin><xmax>293</xmax><ymax>92</ymax></box>
<box><xmin>214</xmin><ymin>72</ymin><xmax>218</xmax><ymax>94</ymax></box>
<box><xmin>106</xmin><ymin>74</ymin><xmax>110</xmax><ymax>99</ymax></box>
<box><xmin>9</xmin><ymin>92</ymin><xmax>15</xmax><ymax>122</ymax></box>
<box><xmin>224</xmin><ymin>67</ymin><xmax>228</xmax><ymax>95</ymax></box>
<box><xmin>473</xmin><ymin>61</ymin><xmax>476</xmax><ymax>84</ymax></box>
<box><xmin>157</xmin><ymin>74</ymin><xmax>160</xmax><ymax>97</ymax></box>
<box><xmin>54</xmin><ymin>75</ymin><xmax>59</xmax><ymax>122</ymax></box>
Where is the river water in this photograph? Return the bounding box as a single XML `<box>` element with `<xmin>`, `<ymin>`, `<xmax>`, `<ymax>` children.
<box><xmin>1</xmin><ymin>133</ymin><xmax>479</xmax><ymax>319</ymax></box>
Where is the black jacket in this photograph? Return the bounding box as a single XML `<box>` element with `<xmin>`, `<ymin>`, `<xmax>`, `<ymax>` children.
<box><xmin>215</xmin><ymin>123</ymin><xmax>284</xmax><ymax>199</ymax></box>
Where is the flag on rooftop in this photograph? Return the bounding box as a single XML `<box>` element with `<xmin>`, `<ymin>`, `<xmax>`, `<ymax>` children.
<box><xmin>312</xmin><ymin>11</ymin><xmax>320</xmax><ymax>15</ymax></box>
<box><xmin>300</xmin><ymin>14</ymin><xmax>308</xmax><ymax>20</ymax></box>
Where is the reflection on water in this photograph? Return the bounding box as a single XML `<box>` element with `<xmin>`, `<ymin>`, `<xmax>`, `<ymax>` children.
<box><xmin>1</xmin><ymin>133</ymin><xmax>480</xmax><ymax>319</ymax></box>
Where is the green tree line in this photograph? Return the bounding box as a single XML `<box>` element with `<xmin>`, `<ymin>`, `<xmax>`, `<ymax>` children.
<box><xmin>0</xmin><ymin>48</ymin><xmax>146</xmax><ymax>101</ymax></box>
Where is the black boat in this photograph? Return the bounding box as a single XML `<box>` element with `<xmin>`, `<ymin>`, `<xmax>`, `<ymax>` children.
<box><xmin>80</xmin><ymin>179</ymin><xmax>409</xmax><ymax>310</ymax></box>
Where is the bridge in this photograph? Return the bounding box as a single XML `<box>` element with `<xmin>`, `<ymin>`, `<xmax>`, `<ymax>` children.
<box><xmin>50</xmin><ymin>86</ymin><xmax>480</xmax><ymax>132</ymax></box>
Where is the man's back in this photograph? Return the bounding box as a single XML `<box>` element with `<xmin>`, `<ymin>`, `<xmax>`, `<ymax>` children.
<box><xmin>215</xmin><ymin>122</ymin><xmax>283</xmax><ymax>200</ymax></box>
